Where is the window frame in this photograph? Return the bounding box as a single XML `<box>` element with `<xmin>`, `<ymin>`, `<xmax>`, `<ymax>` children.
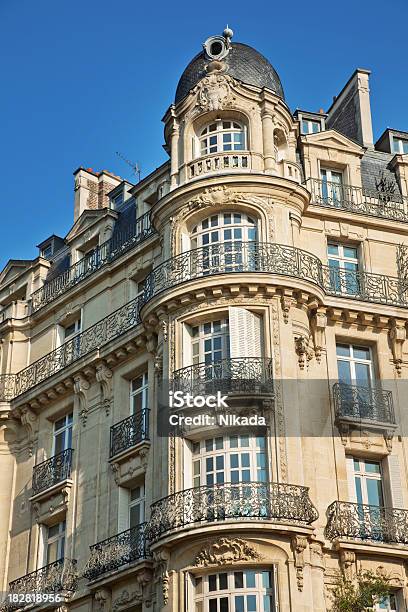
<box><xmin>53</xmin><ymin>413</ymin><xmax>73</xmax><ymax>455</ymax></box>
<box><xmin>392</xmin><ymin>137</ymin><xmax>408</xmax><ymax>155</ymax></box>
<box><xmin>129</xmin><ymin>483</ymin><xmax>145</xmax><ymax>528</ymax></box>
<box><xmin>130</xmin><ymin>372</ymin><xmax>149</xmax><ymax>416</ymax></box>
<box><xmin>198</xmin><ymin>119</ymin><xmax>247</xmax><ymax>157</ymax></box>
<box><xmin>336</xmin><ymin>342</ymin><xmax>374</xmax><ymax>385</ymax></box>
<box><xmin>45</xmin><ymin>520</ymin><xmax>66</xmax><ymax>565</ymax></box>
<box><xmin>302</xmin><ymin>118</ymin><xmax>321</xmax><ymax>134</ymax></box>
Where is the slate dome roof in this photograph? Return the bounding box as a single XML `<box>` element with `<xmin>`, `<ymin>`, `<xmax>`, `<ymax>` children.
<box><xmin>175</xmin><ymin>42</ymin><xmax>285</xmax><ymax>104</ymax></box>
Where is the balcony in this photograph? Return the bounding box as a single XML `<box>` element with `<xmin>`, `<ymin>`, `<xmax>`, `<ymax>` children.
<box><xmin>0</xmin><ymin>558</ymin><xmax>78</xmax><ymax>611</ymax></box>
<box><xmin>326</xmin><ymin>501</ymin><xmax>408</xmax><ymax>545</ymax></box>
<box><xmin>110</xmin><ymin>408</ymin><xmax>150</xmax><ymax>458</ymax></box>
<box><xmin>187</xmin><ymin>152</ymin><xmax>252</xmax><ymax>179</ymax></box>
<box><xmin>307</xmin><ymin>177</ymin><xmax>408</xmax><ymax>222</ymax></box>
<box><xmin>333</xmin><ymin>382</ymin><xmax>395</xmax><ymax>426</ymax></box>
<box><xmin>173</xmin><ymin>357</ymin><xmax>274</xmax><ymax>397</ymax></box>
<box><xmin>12</xmin><ymin>296</ymin><xmax>141</xmax><ymax>399</ymax></box>
<box><xmin>31</xmin><ymin>212</ymin><xmax>154</xmax><ymax>313</ymax></box>
<box><xmin>32</xmin><ymin>449</ymin><xmax>73</xmax><ymax>496</ymax></box>
<box><xmin>83</xmin><ymin>523</ymin><xmax>149</xmax><ymax>581</ymax></box>
<box><xmin>142</xmin><ymin>242</ymin><xmax>408</xmax><ymax>309</ymax></box>
<box><xmin>148</xmin><ymin>481</ymin><xmax>318</xmax><ymax>541</ymax></box>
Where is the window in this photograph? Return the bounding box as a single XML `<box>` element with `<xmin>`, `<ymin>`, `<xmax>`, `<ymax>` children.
<box><xmin>336</xmin><ymin>344</ymin><xmax>373</xmax><ymax>387</ymax></box>
<box><xmin>199</xmin><ymin>120</ymin><xmax>246</xmax><ymax>156</ymax></box>
<box><xmin>112</xmin><ymin>191</ymin><xmax>124</xmax><ymax>208</ymax></box>
<box><xmin>46</xmin><ymin>520</ymin><xmax>66</xmax><ymax>564</ymax></box>
<box><xmin>192</xmin><ymin>435</ymin><xmax>267</xmax><ymax>487</ymax></box>
<box><xmin>392</xmin><ymin>137</ymin><xmax>408</xmax><ymax>154</ymax></box>
<box><xmin>193</xmin><ymin>569</ymin><xmax>278</xmax><ymax>612</ymax></box>
<box><xmin>129</xmin><ymin>484</ymin><xmax>145</xmax><ymax>528</ymax></box>
<box><xmin>351</xmin><ymin>457</ymin><xmax>384</xmax><ymax>507</ymax></box>
<box><xmin>41</xmin><ymin>244</ymin><xmax>53</xmax><ymax>259</ymax></box>
<box><xmin>190</xmin><ymin>212</ymin><xmax>257</xmax><ymax>273</ymax></box>
<box><xmin>302</xmin><ymin>119</ymin><xmax>321</xmax><ymax>134</ymax></box>
<box><xmin>130</xmin><ymin>373</ymin><xmax>148</xmax><ymax>414</ymax></box>
<box><xmin>320</xmin><ymin>168</ymin><xmax>343</xmax><ymax>206</ymax></box>
<box><xmin>375</xmin><ymin>594</ymin><xmax>399</xmax><ymax>611</ymax></box>
<box><xmin>53</xmin><ymin>413</ymin><xmax>73</xmax><ymax>455</ymax></box>
<box><xmin>327</xmin><ymin>243</ymin><xmax>360</xmax><ymax>295</ymax></box>
<box><xmin>64</xmin><ymin>317</ymin><xmax>81</xmax><ymax>341</ymax></box>
<box><xmin>191</xmin><ymin>320</ymin><xmax>230</xmax><ymax>366</ymax></box>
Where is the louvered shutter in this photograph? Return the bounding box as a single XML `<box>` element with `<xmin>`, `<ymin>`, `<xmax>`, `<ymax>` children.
<box><xmin>37</xmin><ymin>524</ymin><xmax>47</xmax><ymax>566</ymax></box>
<box><xmin>118</xmin><ymin>487</ymin><xmax>130</xmax><ymax>533</ymax></box>
<box><xmin>346</xmin><ymin>456</ymin><xmax>357</xmax><ymax>502</ymax></box>
<box><xmin>228</xmin><ymin>307</ymin><xmax>262</xmax><ymax>358</ymax></box>
<box><xmin>387</xmin><ymin>454</ymin><xmax>404</xmax><ymax>509</ymax></box>
<box><xmin>182</xmin><ymin>324</ymin><xmax>193</xmax><ymax>367</ymax></box>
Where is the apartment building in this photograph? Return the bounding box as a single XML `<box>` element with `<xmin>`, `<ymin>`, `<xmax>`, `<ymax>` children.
<box><xmin>0</xmin><ymin>27</ymin><xmax>408</xmax><ymax>612</ymax></box>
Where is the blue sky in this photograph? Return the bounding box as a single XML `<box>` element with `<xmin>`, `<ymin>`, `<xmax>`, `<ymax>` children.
<box><xmin>1</xmin><ymin>0</ymin><xmax>407</xmax><ymax>270</ymax></box>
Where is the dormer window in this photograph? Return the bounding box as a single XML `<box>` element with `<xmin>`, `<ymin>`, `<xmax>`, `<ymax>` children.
<box><xmin>199</xmin><ymin>120</ymin><xmax>246</xmax><ymax>156</ymax></box>
<box><xmin>41</xmin><ymin>244</ymin><xmax>53</xmax><ymax>259</ymax></box>
<box><xmin>302</xmin><ymin>119</ymin><xmax>321</xmax><ymax>134</ymax></box>
<box><xmin>392</xmin><ymin>137</ymin><xmax>408</xmax><ymax>154</ymax></box>
<box><xmin>111</xmin><ymin>191</ymin><xmax>124</xmax><ymax>209</ymax></box>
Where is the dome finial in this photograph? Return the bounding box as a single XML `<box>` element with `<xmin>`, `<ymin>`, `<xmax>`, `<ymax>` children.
<box><xmin>223</xmin><ymin>25</ymin><xmax>234</xmax><ymax>41</ymax></box>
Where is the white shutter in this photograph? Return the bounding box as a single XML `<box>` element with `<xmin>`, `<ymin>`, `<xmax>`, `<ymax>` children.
<box><xmin>37</xmin><ymin>524</ymin><xmax>47</xmax><ymax>567</ymax></box>
<box><xmin>346</xmin><ymin>456</ymin><xmax>357</xmax><ymax>502</ymax></box>
<box><xmin>181</xmin><ymin>233</ymin><xmax>190</xmax><ymax>254</ymax></box>
<box><xmin>56</xmin><ymin>325</ymin><xmax>64</xmax><ymax>348</ymax></box>
<box><xmin>387</xmin><ymin>454</ymin><xmax>404</xmax><ymax>509</ymax></box>
<box><xmin>182</xmin><ymin>324</ymin><xmax>193</xmax><ymax>367</ymax></box>
<box><xmin>228</xmin><ymin>307</ymin><xmax>262</xmax><ymax>358</ymax></box>
<box><xmin>183</xmin><ymin>440</ymin><xmax>193</xmax><ymax>489</ymax></box>
<box><xmin>118</xmin><ymin>487</ymin><xmax>130</xmax><ymax>533</ymax></box>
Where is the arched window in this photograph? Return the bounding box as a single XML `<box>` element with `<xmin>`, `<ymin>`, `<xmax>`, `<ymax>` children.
<box><xmin>199</xmin><ymin>120</ymin><xmax>246</xmax><ymax>156</ymax></box>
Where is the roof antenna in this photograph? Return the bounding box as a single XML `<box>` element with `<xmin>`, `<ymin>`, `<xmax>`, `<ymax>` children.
<box><xmin>116</xmin><ymin>151</ymin><xmax>141</xmax><ymax>182</ymax></box>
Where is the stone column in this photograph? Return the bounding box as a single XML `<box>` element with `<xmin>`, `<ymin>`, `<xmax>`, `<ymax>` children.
<box><xmin>170</xmin><ymin>122</ymin><xmax>180</xmax><ymax>189</ymax></box>
<box><xmin>261</xmin><ymin>112</ymin><xmax>277</xmax><ymax>174</ymax></box>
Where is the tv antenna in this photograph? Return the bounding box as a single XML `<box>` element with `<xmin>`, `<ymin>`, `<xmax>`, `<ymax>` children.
<box><xmin>116</xmin><ymin>151</ymin><xmax>141</xmax><ymax>182</ymax></box>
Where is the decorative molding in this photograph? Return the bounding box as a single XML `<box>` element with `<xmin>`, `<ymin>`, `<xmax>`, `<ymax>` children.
<box><xmin>19</xmin><ymin>406</ymin><xmax>39</xmax><ymax>456</ymax></box>
<box><xmin>153</xmin><ymin>549</ymin><xmax>170</xmax><ymax>606</ymax></box>
<box><xmin>195</xmin><ymin>537</ymin><xmax>261</xmax><ymax>567</ymax></box>
<box><xmin>339</xmin><ymin>550</ymin><xmax>355</xmax><ymax>579</ymax></box>
<box><xmin>94</xmin><ymin>587</ymin><xmax>112</xmax><ymax>611</ymax></box>
<box><xmin>291</xmin><ymin>535</ymin><xmax>308</xmax><ymax>591</ymax></box>
<box><xmin>73</xmin><ymin>374</ymin><xmax>91</xmax><ymax>426</ymax></box>
<box><xmin>194</xmin><ymin>73</ymin><xmax>236</xmax><ymax>112</ymax></box>
<box><xmin>389</xmin><ymin>320</ymin><xmax>406</xmax><ymax>376</ymax></box>
<box><xmin>95</xmin><ymin>361</ymin><xmax>113</xmax><ymax>404</ymax></box>
<box><xmin>310</xmin><ymin>308</ymin><xmax>327</xmax><ymax>363</ymax></box>
<box><xmin>280</xmin><ymin>293</ymin><xmax>294</xmax><ymax>324</ymax></box>
<box><xmin>294</xmin><ymin>334</ymin><xmax>313</xmax><ymax>370</ymax></box>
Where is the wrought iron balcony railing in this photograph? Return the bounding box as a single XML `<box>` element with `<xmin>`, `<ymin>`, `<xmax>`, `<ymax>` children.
<box><xmin>307</xmin><ymin>178</ymin><xmax>408</xmax><ymax>222</ymax></box>
<box><xmin>148</xmin><ymin>481</ymin><xmax>318</xmax><ymax>541</ymax></box>
<box><xmin>173</xmin><ymin>357</ymin><xmax>274</xmax><ymax>397</ymax></box>
<box><xmin>0</xmin><ymin>374</ymin><xmax>16</xmax><ymax>402</ymax></box>
<box><xmin>142</xmin><ymin>242</ymin><xmax>408</xmax><ymax>309</ymax></box>
<box><xmin>325</xmin><ymin>501</ymin><xmax>408</xmax><ymax>545</ymax></box>
<box><xmin>110</xmin><ymin>408</ymin><xmax>150</xmax><ymax>458</ymax></box>
<box><xmin>32</xmin><ymin>448</ymin><xmax>73</xmax><ymax>496</ymax></box>
<box><xmin>12</xmin><ymin>296</ymin><xmax>141</xmax><ymax>399</ymax></box>
<box><xmin>31</xmin><ymin>211</ymin><xmax>154</xmax><ymax>312</ymax></box>
<box><xmin>333</xmin><ymin>382</ymin><xmax>395</xmax><ymax>424</ymax></box>
<box><xmin>83</xmin><ymin>522</ymin><xmax>149</xmax><ymax>581</ymax></box>
<box><xmin>0</xmin><ymin>558</ymin><xmax>78</xmax><ymax>612</ymax></box>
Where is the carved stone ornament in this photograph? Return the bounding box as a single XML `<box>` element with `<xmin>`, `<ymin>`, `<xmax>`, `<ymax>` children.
<box><xmin>294</xmin><ymin>335</ymin><xmax>313</xmax><ymax>370</ymax></box>
<box><xmin>94</xmin><ymin>587</ymin><xmax>112</xmax><ymax>611</ymax></box>
<box><xmin>310</xmin><ymin>309</ymin><xmax>327</xmax><ymax>363</ymax></box>
<box><xmin>73</xmin><ymin>373</ymin><xmax>90</xmax><ymax>427</ymax></box>
<box><xmin>113</xmin><ymin>587</ymin><xmax>142</xmax><ymax>610</ymax></box>
<box><xmin>389</xmin><ymin>320</ymin><xmax>407</xmax><ymax>376</ymax></box>
<box><xmin>20</xmin><ymin>406</ymin><xmax>39</xmax><ymax>456</ymax></box>
<box><xmin>153</xmin><ymin>549</ymin><xmax>170</xmax><ymax>606</ymax></box>
<box><xmin>195</xmin><ymin>537</ymin><xmax>261</xmax><ymax>567</ymax></box>
<box><xmin>291</xmin><ymin>535</ymin><xmax>308</xmax><ymax>591</ymax></box>
<box><xmin>194</xmin><ymin>73</ymin><xmax>236</xmax><ymax>112</ymax></box>
<box><xmin>339</xmin><ymin>550</ymin><xmax>355</xmax><ymax>579</ymax></box>
<box><xmin>280</xmin><ymin>293</ymin><xmax>294</xmax><ymax>324</ymax></box>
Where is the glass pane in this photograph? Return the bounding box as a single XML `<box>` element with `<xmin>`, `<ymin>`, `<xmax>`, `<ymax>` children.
<box><xmin>230</xmin><ymin>436</ymin><xmax>238</xmax><ymax>448</ymax></box>
<box><xmin>336</xmin><ymin>344</ymin><xmax>350</xmax><ymax>357</ymax></box>
<box><xmin>206</xmin><ymin>458</ymin><xmax>213</xmax><ymax>471</ymax></box>
<box><xmin>219</xmin><ymin>573</ymin><xmax>228</xmax><ymax>590</ymax></box>
<box><xmin>366</xmin><ymin>478</ymin><xmax>383</xmax><ymax>506</ymax></box>
<box><xmin>220</xmin><ymin>598</ymin><xmax>229</xmax><ymax>612</ymax></box>
<box><xmin>129</xmin><ymin>504</ymin><xmax>141</xmax><ymax>528</ymax></box>
<box><xmin>230</xmin><ymin>454</ymin><xmax>239</xmax><ymax>468</ymax></box>
<box><xmin>234</xmin><ymin>596</ymin><xmax>244</xmax><ymax>612</ymax></box>
<box><xmin>327</xmin><ymin>244</ymin><xmax>339</xmax><ymax>255</ymax></box>
<box><xmin>240</xmin><ymin>435</ymin><xmax>249</xmax><ymax>447</ymax></box>
<box><xmin>365</xmin><ymin>461</ymin><xmax>381</xmax><ymax>474</ymax></box>
<box><xmin>215</xmin><ymin>437</ymin><xmax>223</xmax><ymax>450</ymax></box>
<box><xmin>355</xmin><ymin>476</ymin><xmax>363</xmax><ymax>504</ymax></box>
<box><xmin>209</xmin><ymin>600</ymin><xmax>217</xmax><ymax>612</ymax></box>
<box><xmin>247</xmin><ymin>595</ymin><xmax>257</xmax><ymax>612</ymax></box>
<box><xmin>208</xmin><ymin>575</ymin><xmax>217</xmax><ymax>591</ymax></box>
<box><xmin>262</xmin><ymin>571</ymin><xmax>272</xmax><ymax>588</ymax></box>
<box><xmin>216</xmin><ymin>456</ymin><xmax>224</xmax><ymax>470</ymax></box>
<box><xmin>355</xmin><ymin>363</ymin><xmax>371</xmax><ymax>386</ymax></box>
<box><xmin>344</xmin><ymin>246</ymin><xmax>358</xmax><ymax>259</ymax></box>
<box><xmin>245</xmin><ymin>571</ymin><xmax>256</xmax><ymax>588</ymax></box>
<box><xmin>337</xmin><ymin>360</ymin><xmax>352</xmax><ymax>383</ymax></box>
<box><xmin>353</xmin><ymin>346</ymin><xmax>370</xmax><ymax>360</ymax></box>
<box><xmin>234</xmin><ymin>572</ymin><xmax>244</xmax><ymax>588</ymax></box>
<box><xmin>241</xmin><ymin>453</ymin><xmax>250</xmax><ymax>468</ymax></box>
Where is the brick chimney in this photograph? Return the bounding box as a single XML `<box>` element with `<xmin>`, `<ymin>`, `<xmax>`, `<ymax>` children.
<box><xmin>73</xmin><ymin>167</ymin><xmax>122</xmax><ymax>221</ymax></box>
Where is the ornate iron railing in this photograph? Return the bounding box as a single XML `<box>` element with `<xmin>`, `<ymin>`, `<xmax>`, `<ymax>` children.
<box><xmin>110</xmin><ymin>408</ymin><xmax>150</xmax><ymax>457</ymax></box>
<box><xmin>0</xmin><ymin>558</ymin><xmax>78</xmax><ymax>611</ymax></box>
<box><xmin>32</xmin><ymin>448</ymin><xmax>73</xmax><ymax>495</ymax></box>
<box><xmin>326</xmin><ymin>501</ymin><xmax>408</xmax><ymax>544</ymax></box>
<box><xmin>13</xmin><ymin>297</ymin><xmax>141</xmax><ymax>398</ymax></box>
<box><xmin>142</xmin><ymin>242</ymin><xmax>408</xmax><ymax>309</ymax></box>
<box><xmin>333</xmin><ymin>382</ymin><xmax>395</xmax><ymax>424</ymax></box>
<box><xmin>0</xmin><ymin>374</ymin><xmax>16</xmax><ymax>402</ymax></box>
<box><xmin>83</xmin><ymin>523</ymin><xmax>149</xmax><ymax>581</ymax></box>
<box><xmin>148</xmin><ymin>481</ymin><xmax>318</xmax><ymax>541</ymax></box>
<box><xmin>31</xmin><ymin>211</ymin><xmax>154</xmax><ymax>312</ymax></box>
<box><xmin>307</xmin><ymin>178</ymin><xmax>408</xmax><ymax>222</ymax></box>
<box><xmin>173</xmin><ymin>357</ymin><xmax>274</xmax><ymax>396</ymax></box>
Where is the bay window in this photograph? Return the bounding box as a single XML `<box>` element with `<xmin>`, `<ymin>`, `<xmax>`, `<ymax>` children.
<box><xmin>199</xmin><ymin>121</ymin><xmax>246</xmax><ymax>156</ymax></box>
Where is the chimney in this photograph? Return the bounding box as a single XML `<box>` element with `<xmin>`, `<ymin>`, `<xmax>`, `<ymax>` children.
<box><xmin>73</xmin><ymin>168</ymin><xmax>122</xmax><ymax>221</ymax></box>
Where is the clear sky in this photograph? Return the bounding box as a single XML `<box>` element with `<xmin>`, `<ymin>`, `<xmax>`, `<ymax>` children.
<box><xmin>1</xmin><ymin>0</ymin><xmax>407</xmax><ymax>271</ymax></box>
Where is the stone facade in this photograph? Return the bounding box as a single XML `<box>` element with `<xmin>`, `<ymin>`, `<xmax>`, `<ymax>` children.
<box><xmin>0</xmin><ymin>28</ymin><xmax>408</xmax><ymax>612</ymax></box>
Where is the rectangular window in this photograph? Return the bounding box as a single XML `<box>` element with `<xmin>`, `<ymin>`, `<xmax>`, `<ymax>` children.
<box><xmin>129</xmin><ymin>484</ymin><xmax>145</xmax><ymax>528</ymax></box>
<box><xmin>352</xmin><ymin>457</ymin><xmax>384</xmax><ymax>507</ymax></box>
<box><xmin>302</xmin><ymin>119</ymin><xmax>321</xmax><ymax>134</ymax></box>
<box><xmin>320</xmin><ymin>168</ymin><xmax>343</xmax><ymax>206</ymax></box>
<box><xmin>375</xmin><ymin>593</ymin><xmax>399</xmax><ymax>611</ymax></box>
<box><xmin>327</xmin><ymin>242</ymin><xmax>360</xmax><ymax>295</ymax></box>
<box><xmin>53</xmin><ymin>413</ymin><xmax>73</xmax><ymax>455</ymax></box>
<box><xmin>41</xmin><ymin>244</ymin><xmax>53</xmax><ymax>259</ymax></box>
<box><xmin>46</xmin><ymin>520</ymin><xmax>66</xmax><ymax>564</ymax></box>
<box><xmin>194</xmin><ymin>570</ymin><xmax>278</xmax><ymax>611</ymax></box>
<box><xmin>336</xmin><ymin>343</ymin><xmax>373</xmax><ymax>386</ymax></box>
<box><xmin>130</xmin><ymin>373</ymin><xmax>148</xmax><ymax>415</ymax></box>
<box><xmin>64</xmin><ymin>317</ymin><xmax>81</xmax><ymax>341</ymax></box>
<box><xmin>392</xmin><ymin>137</ymin><xmax>408</xmax><ymax>154</ymax></box>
